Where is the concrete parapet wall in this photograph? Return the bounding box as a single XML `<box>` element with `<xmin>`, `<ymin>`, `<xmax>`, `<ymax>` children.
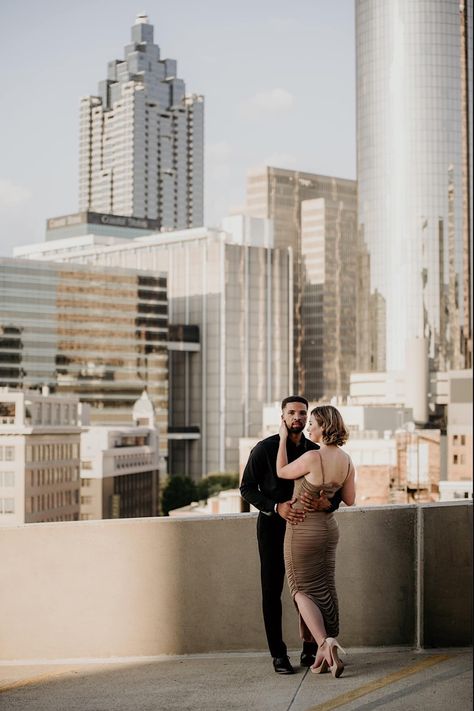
<box><xmin>0</xmin><ymin>502</ymin><xmax>471</xmax><ymax>660</ymax></box>
<box><xmin>337</xmin><ymin>506</ymin><xmax>416</xmax><ymax>646</ymax></box>
<box><xmin>422</xmin><ymin>503</ymin><xmax>473</xmax><ymax>646</ymax></box>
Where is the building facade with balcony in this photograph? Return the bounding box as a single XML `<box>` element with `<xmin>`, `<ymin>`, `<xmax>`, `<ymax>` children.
<box><xmin>80</xmin><ymin>391</ymin><xmax>160</xmax><ymax>519</ymax></box>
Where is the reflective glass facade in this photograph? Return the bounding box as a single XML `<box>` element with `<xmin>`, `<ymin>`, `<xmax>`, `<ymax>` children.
<box><xmin>356</xmin><ymin>0</ymin><xmax>473</xmax><ymax>372</ymax></box>
<box><xmin>0</xmin><ymin>259</ymin><xmax>168</xmax><ymax>451</ymax></box>
<box><xmin>300</xmin><ymin>197</ymin><xmax>358</xmax><ymax>401</ymax></box>
<box><xmin>246</xmin><ymin>167</ymin><xmax>358</xmax><ymax>394</ymax></box>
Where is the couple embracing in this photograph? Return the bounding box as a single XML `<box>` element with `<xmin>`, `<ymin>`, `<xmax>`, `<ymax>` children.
<box><xmin>240</xmin><ymin>396</ymin><xmax>356</xmax><ymax>678</ymax></box>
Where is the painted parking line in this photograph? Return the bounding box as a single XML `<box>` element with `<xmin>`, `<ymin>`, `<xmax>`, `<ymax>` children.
<box><xmin>306</xmin><ymin>654</ymin><xmax>452</xmax><ymax>711</ymax></box>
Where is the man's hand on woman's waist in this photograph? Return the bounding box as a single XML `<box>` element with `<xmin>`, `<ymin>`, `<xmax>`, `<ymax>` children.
<box><xmin>300</xmin><ymin>490</ymin><xmax>332</xmax><ymax>512</ymax></box>
<box><xmin>276</xmin><ymin>497</ymin><xmax>305</xmax><ymax>525</ymax></box>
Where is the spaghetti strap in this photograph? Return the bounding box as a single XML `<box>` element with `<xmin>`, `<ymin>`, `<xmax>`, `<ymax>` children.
<box><xmin>319</xmin><ymin>451</ymin><xmax>325</xmax><ymax>485</ymax></box>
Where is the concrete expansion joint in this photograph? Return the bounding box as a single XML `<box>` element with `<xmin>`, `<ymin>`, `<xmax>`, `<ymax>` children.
<box><xmin>287</xmin><ymin>666</ymin><xmax>310</xmax><ymax>711</ymax></box>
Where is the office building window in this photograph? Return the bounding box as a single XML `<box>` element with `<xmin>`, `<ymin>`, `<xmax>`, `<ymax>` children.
<box><xmin>0</xmin><ymin>472</ymin><xmax>15</xmax><ymax>487</ymax></box>
<box><xmin>0</xmin><ymin>498</ymin><xmax>15</xmax><ymax>514</ymax></box>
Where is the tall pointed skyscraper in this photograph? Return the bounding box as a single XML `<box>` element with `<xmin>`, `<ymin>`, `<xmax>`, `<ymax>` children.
<box><xmin>79</xmin><ymin>15</ymin><xmax>204</xmax><ymax>229</ymax></box>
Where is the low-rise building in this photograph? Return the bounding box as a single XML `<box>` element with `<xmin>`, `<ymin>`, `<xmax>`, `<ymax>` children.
<box><xmin>80</xmin><ymin>392</ymin><xmax>160</xmax><ymax>519</ymax></box>
<box><xmin>348</xmin><ymin>369</ymin><xmax>473</xmax><ymax>493</ymax></box>
<box><xmin>445</xmin><ymin>370</ymin><xmax>472</xmax><ymax>483</ymax></box>
<box><xmin>0</xmin><ymin>388</ymin><xmax>81</xmax><ymax>525</ymax></box>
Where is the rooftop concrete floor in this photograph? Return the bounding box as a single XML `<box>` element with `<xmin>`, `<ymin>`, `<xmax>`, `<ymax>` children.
<box><xmin>0</xmin><ymin>648</ymin><xmax>471</xmax><ymax>711</ymax></box>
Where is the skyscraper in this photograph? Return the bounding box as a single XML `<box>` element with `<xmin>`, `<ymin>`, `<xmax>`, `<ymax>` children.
<box><xmin>79</xmin><ymin>15</ymin><xmax>204</xmax><ymax>230</ymax></box>
<box><xmin>356</xmin><ymin>0</ymin><xmax>473</xmax><ymax>375</ymax></box>
<box><xmin>300</xmin><ymin>197</ymin><xmax>358</xmax><ymax>401</ymax></box>
<box><xmin>245</xmin><ymin>167</ymin><xmax>358</xmax><ymax>398</ymax></box>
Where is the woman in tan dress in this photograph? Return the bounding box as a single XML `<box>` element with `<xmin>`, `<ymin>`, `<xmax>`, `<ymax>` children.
<box><xmin>277</xmin><ymin>405</ymin><xmax>355</xmax><ymax>678</ymax></box>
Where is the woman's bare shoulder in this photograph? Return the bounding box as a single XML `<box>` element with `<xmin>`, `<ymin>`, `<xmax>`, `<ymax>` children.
<box><xmin>300</xmin><ymin>450</ymin><xmax>321</xmax><ymax>471</ymax></box>
<box><xmin>304</xmin><ymin>449</ymin><xmax>321</xmax><ymax>461</ymax></box>
<box><xmin>339</xmin><ymin>449</ymin><xmax>355</xmax><ymax>478</ymax></box>
<box><xmin>337</xmin><ymin>447</ymin><xmax>351</xmax><ymax>461</ymax></box>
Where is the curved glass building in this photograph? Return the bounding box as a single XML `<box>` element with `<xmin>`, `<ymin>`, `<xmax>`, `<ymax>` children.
<box><xmin>356</xmin><ymin>0</ymin><xmax>472</xmax><ymax>373</ymax></box>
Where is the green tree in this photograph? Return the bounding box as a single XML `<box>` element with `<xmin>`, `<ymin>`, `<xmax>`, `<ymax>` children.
<box><xmin>195</xmin><ymin>473</ymin><xmax>239</xmax><ymax>500</ymax></box>
<box><xmin>161</xmin><ymin>476</ymin><xmax>197</xmax><ymax>516</ymax></box>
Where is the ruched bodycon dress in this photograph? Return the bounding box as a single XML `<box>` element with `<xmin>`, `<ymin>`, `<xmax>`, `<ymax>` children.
<box><xmin>284</xmin><ymin>472</ymin><xmax>346</xmax><ymax>641</ymax></box>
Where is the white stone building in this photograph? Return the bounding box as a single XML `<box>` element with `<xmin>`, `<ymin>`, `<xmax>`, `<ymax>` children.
<box><xmin>80</xmin><ymin>392</ymin><xmax>160</xmax><ymax>520</ymax></box>
<box><xmin>0</xmin><ymin>389</ymin><xmax>81</xmax><ymax>525</ymax></box>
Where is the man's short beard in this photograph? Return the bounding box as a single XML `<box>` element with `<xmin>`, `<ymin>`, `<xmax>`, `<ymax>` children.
<box><xmin>289</xmin><ymin>423</ymin><xmax>305</xmax><ymax>433</ymax></box>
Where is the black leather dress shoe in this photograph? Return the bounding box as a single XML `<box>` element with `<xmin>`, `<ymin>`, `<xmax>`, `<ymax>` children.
<box><xmin>273</xmin><ymin>656</ymin><xmax>295</xmax><ymax>674</ymax></box>
<box><xmin>300</xmin><ymin>651</ymin><xmax>316</xmax><ymax>667</ymax></box>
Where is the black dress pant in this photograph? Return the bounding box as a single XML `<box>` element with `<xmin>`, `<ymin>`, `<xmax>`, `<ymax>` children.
<box><xmin>257</xmin><ymin>512</ymin><xmax>317</xmax><ymax>658</ymax></box>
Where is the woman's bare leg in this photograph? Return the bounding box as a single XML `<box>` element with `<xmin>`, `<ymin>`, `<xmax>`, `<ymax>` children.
<box><xmin>294</xmin><ymin>592</ymin><xmax>327</xmax><ymax>646</ymax></box>
<box><xmin>294</xmin><ymin>591</ymin><xmax>346</xmax><ymax>677</ymax></box>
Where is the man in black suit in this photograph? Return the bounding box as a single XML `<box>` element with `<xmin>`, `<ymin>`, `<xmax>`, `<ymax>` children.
<box><xmin>240</xmin><ymin>396</ymin><xmax>341</xmax><ymax>674</ymax></box>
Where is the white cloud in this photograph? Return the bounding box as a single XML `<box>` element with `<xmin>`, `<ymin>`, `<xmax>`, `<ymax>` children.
<box><xmin>240</xmin><ymin>88</ymin><xmax>295</xmax><ymax>119</ymax></box>
<box><xmin>0</xmin><ymin>179</ymin><xmax>31</xmax><ymax>210</ymax></box>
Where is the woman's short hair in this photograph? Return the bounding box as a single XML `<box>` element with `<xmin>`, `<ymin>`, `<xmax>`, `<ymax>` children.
<box><xmin>311</xmin><ymin>405</ymin><xmax>349</xmax><ymax>446</ymax></box>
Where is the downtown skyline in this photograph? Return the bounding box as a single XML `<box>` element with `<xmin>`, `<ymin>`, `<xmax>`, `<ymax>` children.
<box><xmin>0</xmin><ymin>0</ymin><xmax>356</xmax><ymax>256</ymax></box>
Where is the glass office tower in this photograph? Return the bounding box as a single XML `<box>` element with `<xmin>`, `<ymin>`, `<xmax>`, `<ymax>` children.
<box><xmin>245</xmin><ymin>167</ymin><xmax>358</xmax><ymax>395</ymax></box>
<box><xmin>356</xmin><ymin>0</ymin><xmax>472</xmax><ymax>373</ymax></box>
<box><xmin>0</xmin><ymin>259</ymin><xmax>168</xmax><ymax>461</ymax></box>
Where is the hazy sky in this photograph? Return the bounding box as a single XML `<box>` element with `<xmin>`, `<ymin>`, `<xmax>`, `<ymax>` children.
<box><xmin>0</xmin><ymin>0</ymin><xmax>355</xmax><ymax>257</ymax></box>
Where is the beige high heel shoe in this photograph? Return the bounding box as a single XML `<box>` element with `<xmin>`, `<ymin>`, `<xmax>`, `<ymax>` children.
<box><xmin>324</xmin><ymin>637</ymin><xmax>346</xmax><ymax>678</ymax></box>
<box><xmin>310</xmin><ymin>648</ymin><xmax>329</xmax><ymax>674</ymax></box>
